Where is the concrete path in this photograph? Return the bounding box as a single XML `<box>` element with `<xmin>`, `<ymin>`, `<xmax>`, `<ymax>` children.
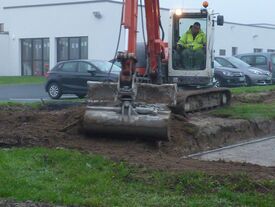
<box><xmin>188</xmin><ymin>136</ymin><xmax>275</xmax><ymax>167</ymax></box>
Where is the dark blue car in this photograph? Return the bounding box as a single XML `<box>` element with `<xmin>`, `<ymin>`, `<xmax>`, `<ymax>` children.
<box><xmin>45</xmin><ymin>60</ymin><xmax>120</xmax><ymax>99</ymax></box>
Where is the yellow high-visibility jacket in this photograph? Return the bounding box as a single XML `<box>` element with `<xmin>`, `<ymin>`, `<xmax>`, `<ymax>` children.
<box><xmin>178</xmin><ymin>28</ymin><xmax>206</xmax><ymax>51</ymax></box>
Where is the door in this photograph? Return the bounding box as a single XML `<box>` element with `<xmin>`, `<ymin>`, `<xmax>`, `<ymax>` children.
<box><xmin>77</xmin><ymin>61</ymin><xmax>97</xmax><ymax>92</ymax></box>
<box><xmin>254</xmin><ymin>55</ymin><xmax>268</xmax><ymax>71</ymax></box>
<box><xmin>59</xmin><ymin>61</ymin><xmax>79</xmax><ymax>92</ymax></box>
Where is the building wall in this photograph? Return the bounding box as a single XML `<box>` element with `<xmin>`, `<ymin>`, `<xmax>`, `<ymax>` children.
<box><xmin>214</xmin><ymin>22</ymin><xmax>275</xmax><ymax>56</ymax></box>
<box><xmin>3</xmin><ymin>1</ymin><xmax>126</xmax><ymax>75</ymax></box>
<box><xmin>0</xmin><ymin>34</ymin><xmax>12</xmax><ymax>76</ymax></box>
<box><xmin>0</xmin><ymin>0</ymin><xmax>275</xmax><ymax>76</ymax></box>
<box><xmin>0</xmin><ymin>0</ymin><xmax>169</xmax><ymax>76</ymax></box>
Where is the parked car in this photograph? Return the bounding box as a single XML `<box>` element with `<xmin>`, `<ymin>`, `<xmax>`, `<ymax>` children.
<box><xmin>45</xmin><ymin>60</ymin><xmax>121</xmax><ymax>99</ymax></box>
<box><xmin>109</xmin><ymin>59</ymin><xmax>122</xmax><ymax>68</ymax></box>
<box><xmin>215</xmin><ymin>56</ymin><xmax>272</xmax><ymax>86</ymax></box>
<box><xmin>235</xmin><ymin>52</ymin><xmax>275</xmax><ymax>83</ymax></box>
<box><xmin>214</xmin><ymin>60</ymin><xmax>246</xmax><ymax>87</ymax></box>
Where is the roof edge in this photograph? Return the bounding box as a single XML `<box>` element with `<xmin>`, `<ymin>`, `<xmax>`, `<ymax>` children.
<box><xmin>3</xmin><ymin>0</ymin><xmax>169</xmax><ymax>11</ymax></box>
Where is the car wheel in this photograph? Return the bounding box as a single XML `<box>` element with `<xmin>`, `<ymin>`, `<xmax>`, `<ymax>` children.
<box><xmin>48</xmin><ymin>82</ymin><xmax>62</xmax><ymax>99</ymax></box>
<box><xmin>76</xmin><ymin>93</ymin><xmax>86</xmax><ymax>99</ymax></box>
<box><xmin>214</xmin><ymin>77</ymin><xmax>222</xmax><ymax>87</ymax></box>
<box><xmin>245</xmin><ymin>76</ymin><xmax>252</xmax><ymax>86</ymax></box>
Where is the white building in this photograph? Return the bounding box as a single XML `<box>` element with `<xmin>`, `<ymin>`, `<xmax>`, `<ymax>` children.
<box><xmin>215</xmin><ymin>22</ymin><xmax>275</xmax><ymax>56</ymax></box>
<box><xmin>0</xmin><ymin>0</ymin><xmax>275</xmax><ymax>76</ymax></box>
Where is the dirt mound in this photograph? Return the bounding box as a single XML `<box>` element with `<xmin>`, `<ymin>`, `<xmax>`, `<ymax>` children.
<box><xmin>0</xmin><ymin>105</ymin><xmax>275</xmax><ymax>179</ymax></box>
<box><xmin>233</xmin><ymin>91</ymin><xmax>275</xmax><ymax>103</ymax></box>
<box><xmin>169</xmin><ymin>114</ymin><xmax>275</xmax><ymax>154</ymax></box>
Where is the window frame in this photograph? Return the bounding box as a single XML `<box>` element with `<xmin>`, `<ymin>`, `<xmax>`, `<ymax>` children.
<box><xmin>253</xmin><ymin>48</ymin><xmax>263</xmax><ymax>53</ymax></box>
<box><xmin>57</xmin><ymin>36</ymin><xmax>88</xmax><ymax>62</ymax></box>
<box><xmin>232</xmin><ymin>47</ymin><xmax>238</xmax><ymax>56</ymax></box>
<box><xmin>21</xmin><ymin>38</ymin><xmax>50</xmax><ymax>76</ymax></box>
<box><xmin>219</xmin><ymin>49</ymin><xmax>226</xmax><ymax>56</ymax></box>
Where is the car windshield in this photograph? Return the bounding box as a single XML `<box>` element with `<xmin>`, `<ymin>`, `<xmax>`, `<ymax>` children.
<box><xmin>214</xmin><ymin>60</ymin><xmax>222</xmax><ymax>67</ymax></box>
<box><xmin>215</xmin><ymin>57</ymin><xmax>235</xmax><ymax>68</ymax></box>
<box><xmin>91</xmin><ymin>60</ymin><xmax>121</xmax><ymax>74</ymax></box>
<box><xmin>227</xmin><ymin>56</ymin><xmax>251</xmax><ymax>68</ymax></box>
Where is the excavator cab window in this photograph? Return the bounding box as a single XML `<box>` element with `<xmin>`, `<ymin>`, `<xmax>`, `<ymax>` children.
<box><xmin>173</xmin><ymin>14</ymin><xmax>207</xmax><ymax>71</ymax></box>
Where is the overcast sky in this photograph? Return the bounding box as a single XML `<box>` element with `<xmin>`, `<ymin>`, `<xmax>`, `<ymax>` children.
<box><xmin>159</xmin><ymin>0</ymin><xmax>275</xmax><ymax>24</ymax></box>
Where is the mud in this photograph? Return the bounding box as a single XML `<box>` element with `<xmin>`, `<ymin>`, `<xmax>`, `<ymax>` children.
<box><xmin>0</xmin><ymin>103</ymin><xmax>275</xmax><ymax>180</ymax></box>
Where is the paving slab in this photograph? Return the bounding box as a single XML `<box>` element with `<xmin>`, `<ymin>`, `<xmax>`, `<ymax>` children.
<box><xmin>189</xmin><ymin>136</ymin><xmax>275</xmax><ymax>167</ymax></box>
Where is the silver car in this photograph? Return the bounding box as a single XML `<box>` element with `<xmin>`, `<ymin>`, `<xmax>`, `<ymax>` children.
<box><xmin>215</xmin><ymin>56</ymin><xmax>272</xmax><ymax>86</ymax></box>
<box><xmin>235</xmin><ymin>52</ymin><xmax>275</xmax><ymax>83</ymax></box>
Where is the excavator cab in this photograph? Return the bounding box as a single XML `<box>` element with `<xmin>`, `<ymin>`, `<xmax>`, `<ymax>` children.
<box><xmin>168</xmin><ymin>8</ymin><xmax>220</xmax><ymax>86</ymax></box>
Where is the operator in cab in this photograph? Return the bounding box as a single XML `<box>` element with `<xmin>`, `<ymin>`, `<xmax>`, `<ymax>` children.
<box><xmin>177</xmin><ymin>22</ymin><xmax>206</xmax><ymax>69</ymax></box>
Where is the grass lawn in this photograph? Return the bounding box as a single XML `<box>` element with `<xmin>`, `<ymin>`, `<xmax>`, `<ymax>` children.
<box><xmin>212</xmin><ymin>85</ymin><xmax>275</xmax><ymax>120</ymax></box>
<box><xmin>212</xmin><ymin>102</ymin><xmax>275</xmax><ymax>120</ymax></box>
<box><xmin>230</xmin><ymin>85</ymin><xmax>275</xmax><ymax>95</ymax></box>
<box><xmin>0</xmin><ymin>76</ymin><xmax>46</xmax><ymax>85</ymax></box>
<box><xmin>0</xmin><ymin>99</ymin><xmax>85</xmax><ymax>109</ymax></box>
<box><xmin>0</xmin><ymin>101</ymin><xmax>43</xmax><ymax>109</ymax></box>
<box><xmin>0</xmin><ymin>148</ymin><xmax>274</xmax><ymax>207</ymax></box>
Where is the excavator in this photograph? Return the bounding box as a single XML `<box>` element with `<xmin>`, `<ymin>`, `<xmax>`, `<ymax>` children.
<box><xmin>83</xmin><ymin>0</ymin><xmax>231</xmax><ymax>140</ymax></box>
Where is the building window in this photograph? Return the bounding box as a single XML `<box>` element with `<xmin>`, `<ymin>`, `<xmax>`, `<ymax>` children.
<box><xmin>254</xmin><ymin>48</ymin><xmax>263</xmax><ymax>53</ymax></box>
<box><xmin>219</xmin><ymin>49</ymin><xmax>226</xmax><ymax>56</ymax></box>
<box><xmin>57</xmin><ymin>37</ymin><xmax>88</xmax><ymax>62</ymax></box>
<box><xmin>267</xmin><ymin>49</ymin><xmax>275</xmax><ymax>52</ymax></box>
<box><xmin>0</xmin><ymin>23</ymin><xmax>4</xmax><ymax>32</ymax></box>
<box><xmin>232</xmin><ymin>47</ymin><xmax>238</xmax><ymax>56</ymax></box>
<box><xmin>21</xmin><ymin>38</ymin><xmax>50</xmax><ymax>76</ymax></box>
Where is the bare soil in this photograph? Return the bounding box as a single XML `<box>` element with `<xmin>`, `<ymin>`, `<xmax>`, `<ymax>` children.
<box><xmin>0</xmin><ymin>101</ymin><xmax>275</xmax><ymax>181</ymax></box>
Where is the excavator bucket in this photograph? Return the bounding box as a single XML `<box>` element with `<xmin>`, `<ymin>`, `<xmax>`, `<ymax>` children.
<box><xmin>83</xmin><ymin>81</ymin><xmax>177</xmax><ymax>140</ymax></box>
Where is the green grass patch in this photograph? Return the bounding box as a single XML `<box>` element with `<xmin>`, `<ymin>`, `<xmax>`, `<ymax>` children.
<box><xmin>0</xmin><ymin>148</ymin><xmax>274</xmax><ymax>206</ymax></box>
<box><xmin>0</xmin><ymin>101</ymin><xmax>43</xmax><ymax>109</ymax></box>
<box><xmin>230</xmin><ymin>85</ymin><xmax>275</xmax><ymax>95</ymax></box>
<box><xmin>0</xmin><ymin>76</ymin><xmax>46</xmax><ymax>85</ymax></box>
<box><xmin>0</xmin><ymin>99</ymin><xmax>85</xmax><ymax>109</ymax></box>
<box><xmin>212</xmin><ymin>102</ymin><xmax>275</xmax><ymax>120</ymax></box>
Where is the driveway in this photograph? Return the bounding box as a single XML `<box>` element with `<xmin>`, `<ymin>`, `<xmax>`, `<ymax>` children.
<box><xmin>0</xmin><ymin>84</ymin><xmax>76</xmax><ymax>102</ymax></box>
